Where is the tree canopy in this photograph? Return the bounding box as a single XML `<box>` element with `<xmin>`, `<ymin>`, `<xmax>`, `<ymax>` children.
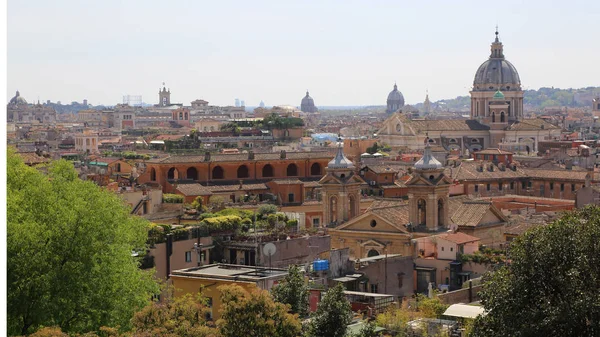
<box><xmin>306</xmin><ymin>283</ymin><xmax>352</xmax><ymax>337</ymax></box>
<box><xmin>217</xmin><ymin>285</ymin><xmax>301</xmax><ymax>337</ymax></box>
<box><xmin>7</xmin><ymin>149</ymin><xmax>159</xmax><ymax>335</ymax></box>
<box><xmin>271</xmin><ymin>265</ymin><xmax>309</xmax><ymax>317</ymax></box>
<box><xmin>472</xmin><ymin>206</ymin><xmax>600</xmax><ymax>336</ymax></box>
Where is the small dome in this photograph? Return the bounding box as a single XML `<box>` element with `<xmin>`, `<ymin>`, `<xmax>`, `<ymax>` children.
<box><xmin>301</xmin><ymin>91</ymin><xmax>318</xmax><ymax>112</ymax></box>
<box><xmin>493</xmin><ymin>90</ymin><xmax>505</xmax><ymax>99</ymax></box>
<box><xmin>328</xmin><ymin>145</ymin><xmax>354</xmax><ymax>169</ymax></box>
<box><xmin>414</xmin><ymin>144</ymin><xmax>443</xmax><ymax>170</ymax></box>
<box><xmin>9</xmin><ymin>90</ymin><xmax>27</xmax><ymax>106</ymax></box>
<box><xmin>387</xmin><ymin>84</ymin><xmax>405</xmax><ymax>104</ymax></box>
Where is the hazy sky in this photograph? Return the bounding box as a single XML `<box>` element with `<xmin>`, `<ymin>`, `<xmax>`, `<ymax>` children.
<box><xmin>7</xmin><ymin>0</ymin><xmax>600</xmax><ymax>107</ymax></box>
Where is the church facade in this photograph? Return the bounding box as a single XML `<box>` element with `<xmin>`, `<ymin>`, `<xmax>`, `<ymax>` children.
<box><xmin>377</xmin><ymin>30</ymin><xmax>561</xmax><ymax>153</ymax></box>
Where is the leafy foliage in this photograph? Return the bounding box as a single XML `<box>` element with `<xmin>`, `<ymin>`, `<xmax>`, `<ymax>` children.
<box><xmin>162</xmin><ymin>193</ymin><xmax>184</xmax><ymax>203</ymax></box>
<box><xmin>271</xmin><ymin>265</ymin><xmax>309</xmax><ymax>317</ymax></box>
<box><xmin>262</xmin><ymin>113</ymin><xmax>304</xmax><ymax>130</ymax></box>
<box><xmin>306</xmin><ymin>283</ymin><xmax>352</xmax><ymax>337</ymax></box>
<box><xmin>7</xmin><ymin>149</ymin><xmax>159</xmax><ymax>335</ymax></box>
<box><xmin>414</xmin><ymin>293</ymin><xmax>448</xmax><ymax>319</ymax></box>
<box><xmin>257</xmin><ymin>204</ymin><xmax>278</xmax><ymax>217</ymax></box>
<box><xmin>217</xmin><ymin>285</ymin><xmax>301</xmax><ymax>337</ymax></box>
<box><xmin>200</xmin><ymin>215</ymin><xmax>242</xmax><ymax>233</ymax></box>
<box><xmin>472</xmin><ymin>206</ymin><xmax>600</xmax><ymax>337</ymax></box>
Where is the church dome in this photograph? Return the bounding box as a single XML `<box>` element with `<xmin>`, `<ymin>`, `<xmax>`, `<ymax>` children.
<box><xmin>414</xmin><ymin>144</ymin><xmax>443</xmax><ymax>170</ymax></box>
<box><xmin>386</xmin><ymin>84</ymin><xmax>405</xmax><ymax>113</ymax></box>
<box><xmin>473</xmin><ymin>30</ymin><xmax>521</xmax><ymax>91</ymax></box>
<box><xmin>9</xmin><ymin>90</ymin><xmax>27</xmax><ymax>106</ymax></box>
<box><xmin>300</xmin><ymin>91</ymin><xmax>318</xmax><ymax>113</ymax></box>
<box><xmin>493</xmin><ymin>90</ymin><xmax>505</xmax><ymax>100</ymax></box>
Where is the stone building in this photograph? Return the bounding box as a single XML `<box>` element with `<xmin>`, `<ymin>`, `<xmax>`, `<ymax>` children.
<box><xmin>386</xmin><ymin>83</ymin><xmax>405</xmax><ymax>114</ymax></box>
<box><xmin>7</xmin><ymin>91</ymin><xmax>57</xmax><ymax>124</ymax></box>
<box><xmin>300</xmin><ymin>91</ymin><xmax>318</xmax><ymax>113</ymax></box>
<box><xmin>158</xmin><ymin>86</ymin><xmax>171</xmax><ymax>107</ymax></box>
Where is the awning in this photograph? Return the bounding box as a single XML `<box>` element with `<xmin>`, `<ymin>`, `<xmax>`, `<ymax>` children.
<box><xmin>443</xmin><ymin>304</ymin><xmax>486</xmax><ymax>319</ymax></box>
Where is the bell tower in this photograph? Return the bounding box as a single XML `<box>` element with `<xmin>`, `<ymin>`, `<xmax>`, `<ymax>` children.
<box><xmin>406</xmin><ymin>143</ymin><xmax>453</xmax><ymax>231</ymax></box>
<box><xmin>319</xmin><ymin>138</ymin><xmax>364</xmax><ymax>227</ymax></box>
<box><xmin>159</xmin><ymin>84</ymin><xmax>171</xmax><ymax>107</ymax></box>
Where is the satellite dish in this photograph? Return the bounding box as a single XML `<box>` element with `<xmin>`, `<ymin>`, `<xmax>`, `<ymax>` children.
<box><xmin>263</xmin><ymin>243</ymin><xmax>277</xmax><ymax>257</ymax></box>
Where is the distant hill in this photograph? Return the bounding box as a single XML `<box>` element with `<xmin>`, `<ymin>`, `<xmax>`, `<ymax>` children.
<box><xmin>413</xmin><ymin>87</ymin><xmax>600</xmax><ymax>112</ymax></box>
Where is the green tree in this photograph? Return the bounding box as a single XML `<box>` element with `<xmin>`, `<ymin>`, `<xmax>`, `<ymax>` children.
<box><xmin>257</xmin><ymin>204</ymin><xmax>278</xmax><ymax>217</ymax></box>
<box><xmin>7</xmin><ymin>149</ymin><xmax>159</xmax><ymax>335</ymax></box>
<box><xmin>414</xmin><ymin>293</ymin><xmax>448</xmax><ymax>319</ymax></box>
<box><xmin>307</xmin><ymin>283</ymin><xmax>352</xmax><ymax>337</ymax></box>
<box><xmin>351</xmin><ymin>321</ymin><xmax>380</xmax><ymax>337</ymax></box>
<box><xmin>217</xmin><ymin>285</ymin><xmax>301</xmax><ymax>337</ymax></box>
<box><xmin>271</xmin><ymin>265</ymin><xmax>309</xmax><ymax>317</ymax></box>
<box><xmin>472</xmin><ymin>206</ymin><xmax>600</xmax><ymax>337</ymax></box>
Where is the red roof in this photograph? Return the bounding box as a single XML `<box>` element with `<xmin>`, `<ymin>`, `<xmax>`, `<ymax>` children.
<box><xmin>438</xmin><ymin>232</ymin><xmax>480</xmax><ymax>244</ymax></box>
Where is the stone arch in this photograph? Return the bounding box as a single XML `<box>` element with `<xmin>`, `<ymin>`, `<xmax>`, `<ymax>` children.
<box><xmin>187</xmin><ymin>167</ymin><xmax>198</xmax><ymax>180</ymax></box>
<box><xmin>167</xmin><ymin>167</ymin><xmax>179</xmax><ymax>180</ymax></box>
<box><xmin>417</xmin><ymin>199</ymin><xmax>426</xmax><ymax>226</ymax></box>
<box><xmin>150</xmin><ymin>168</ymin><xmax>156</xmax><ymax>181</ymax></box>
<box><xmin>310</xmin><ymin>163</ymin><xmax>322</xmax><ymax>176</ymax></box>
<box><xmin>262</xmin><ymin>164</ymin><xmax>274</xmax><ymax>177</ymax></box>
<box><xmin>286</xmin><ymin>163</ymin><xmax>298</xmax><ymax>176</ymax></box>
<box><xmin>212</xmin><ymin>166</ymin><xmax>224</xmax><ymax>179</ymax></box>
<box><xmin>367</xmin><ymin>249</ymin><xmax>379</xmax><ymax>257</ymax></box>
<box><xmin>237</xmin><ymin>165</ymin><xmax>249</xmax><ymax>178</ymax></box>
<box><xmin>438</xmin><ymin>198</ymin><xmax>444</xmax><ymax>228</ymax></box>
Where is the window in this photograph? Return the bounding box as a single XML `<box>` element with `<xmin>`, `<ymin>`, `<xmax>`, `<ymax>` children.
<box><xmin>474</xmin><ymin>185</ymin><xmax>479</xmax><ymax>192</ymax></box>
<box><xmin>487</xmin><ymin>184</ymin><xmax>491</xmax><ymax>191</ymax></box>
<box><xmin>528</xmin><ymin>181</ymin><xmax>532</xmax><ymax>188</ymax></box>
<box><xmin>288</xmin><ymin>193</ymin><xmax>294</xmax><ymax>203</ymax></box>
<box><xmin>185</xmin><ymin>251</ymin><xmax>192</xmax><ymax>263</ymax></box>
<box><xmin>550</xmin><ymin>182</ymin><xmax>554</xmax><ymax>190</ymax></box>
<box><xmin>572</xmin><ymin>184</ymin><xmax>576</xmax><ymax>192</ymax></box>
<box><xmin>441</xmin><ymin>247</ymin><xmax>445</xmax><ymax>251</ymax></box>
<box><xmin>312</xmin><ymin>218</ymin><xmax>320</xmax><ymax>227</ymax></box>
<box><xmin>510</xmin><ymin>182</ymin><xmax>514</xmax><ymax>189</ymax></box>
<box><xmin>522</xmin><ymin>181</ymin><xmax>526</xmax><ymax>189</ymax></box>
<box><xmin>370</xmin><ymin>220</ymin><xmax>377</xmax><ymax>228</ymax></box>
<box><xmin>498</xmin><ymin>183</ymin><xmax>502</xmax><ymax>191</ymax></box>
<box><xmin>561</xmin><ymin>183</ymin><xmax>565</xmax><ymax>192</ymax></box>
<box><xmin>370</xmin><ymin>284</ymin><xmax>378</xmax><ymax>293</ymax></box>
<box><xmin>450</xmin><ymin>247</ymin><xmax>454</xmax><ymax>252</ymax></box>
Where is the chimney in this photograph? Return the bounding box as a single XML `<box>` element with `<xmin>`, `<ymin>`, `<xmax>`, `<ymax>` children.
<box><xmin>204</xmin><ymin>151</ymin><xmax>211</xmax><ymax>162</ymax></box>
<box><xmin>280</xmin><ymin>150</ymin><xmax>286</xmax><ymax>159</ymax></box>
<box><xmin>248</xmin><ymin>150</ymin><xmax>255</xmax><ymax>160</ymax></box>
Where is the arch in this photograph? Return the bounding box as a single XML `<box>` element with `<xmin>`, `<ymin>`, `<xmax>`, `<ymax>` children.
<box><xmin>500</xmin><ymin>111</ymin><xmax>505</xmax><ymax>122</ymax></box>
<box><xmin>179</xmin><ymin>112</ymin><xmax>183</xmax><ymax>120</ymax></box>
<box><xmin>417</xmin><ymin>199</ymin><xmax>427</xmax><ymax>226</ymax></box>
<box><xmin>167</xmin><ymin>167</ymin><xmax>178</xmax><ymax>180</ymax></box>
<box><xmin>262</xmin><ymin>164</ymin><xmax>274</xmax><ymax>178</ymax></box>
<box><xmin>492</xmin><ymin>112</ymin><xmax>496</xmax><ymax>123</ymax></box>
<box><xmin>286</xmin><ymin>163</ymin><xmax>298</xmax><ymax>176</ymax></box>
<box><xmin>438</xmin><ymin>198</ymin><xmax>444</xmax><ymax>227</ymax></box>
<box><xmin>237</xmin><ymin>165</ymin><xmax>249</xmax><ymax>178</ymax></box>
<box><xmin>150</xmin><ymin>168</ymin><xmax>156</xmax><ymax>181</ymax></box>
<box><xmin>349</xmin><ymin>195</ymin><xmax>356</xmax><ymax>219</ymax></box>
<box><xmin>367</xmin><ymin>249</ymin><xmax>379</xmax><ymax>257</ymax></box>
<box><xmin>187</xmin><ymin>167</ymin><xmax>198</xmax><ymax>180</ymax></box>
<box><xmin>330</xmin><ymin>196</ymin><xmax>338</xmax><ymax>224</ymax></box>
<box><xmin>212</xmin><ymin>166</ymin><xmax>224</xmax><ymax>179</ymax></box>
<box><xmin>310</xmin><ymin>163</ymin><xmax>322</xmax><ymax>176</ymax></box>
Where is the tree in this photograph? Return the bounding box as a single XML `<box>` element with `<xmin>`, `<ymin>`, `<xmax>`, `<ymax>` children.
<box><xmin>7</xmin><ymin>149</ymin><xmax>159</xmax><ymax>335</ymax></box>
<box><xmin>306</xmin><ymin>283</ymin><xmax>352</xmax><ymax>337</ymax></box>
<box><xmin>271</xmin><ymin>265</ymin><xmax>309</xmax><ymax>317</ymax></box>
<box><xmin>130</xmin><ymin>292</ymin><xmax>218</xmax><ymax>337</ymax></box>
<box><xmin>257</xmin><ymin>204</ymin><xmax>278</xmax><ymax>217</ymax></box>
<box><xmin>350</xmin><ymin>321</ymin><xmax>380</xmax><ymax>337</ymax></box>
<box><xmin>414</xmin><ymin>293</ymin><xmax>447</xmax><ymax>319</ymax></box>
<box><xmin>217</xmin><ymin>285</ymin><xmax>301</xmax><ymax>337</ymax></box>
<box><xmin>472</xmin><ymin>206</ymin><xmax>600</xmax><ymax>337</ymax></box>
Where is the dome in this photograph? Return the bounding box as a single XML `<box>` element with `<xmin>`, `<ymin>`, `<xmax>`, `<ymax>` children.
<box><xmin>9</xmin><ymin>90</ymin><xmax>27</xmax><ymax>106</ymax></box>
<box><xmin>414</xmin><ymin>144</ymin><xmax>443</xmax><ymax>170</ymax></box>
<box><xmin>473</xmin><ymin>30</ymin><xmax>521</xmax><ymax>91</ymax></box>
<box><xmin>328</xmin><ymin>144</ymin><xmax>354</xmax><ymax>169</ymax></box>
<box><xmin>493</xmin><ymin>90</ymin><xmax>505</xmax><ymax>100</ymax></box>
<box><xmin>300</xmin><ymin>91</ymin><xmax>318</xmax><ymax>113</ymax></box>
<box><xmin>387</xmin><ymin>84</ymin><xmax>405</xmax><ymax>105</ymax></box>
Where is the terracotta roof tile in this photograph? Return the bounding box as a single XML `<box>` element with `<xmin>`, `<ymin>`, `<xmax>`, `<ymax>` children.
<box><xmin>450</xmin><ymin>201</ymin><xmax>495</xmax><ymax>227</ymax></box>
<box><xmin>437</xmin><ymin>232</ymin><xmax>480</xmax><ymax>244</ymax></box>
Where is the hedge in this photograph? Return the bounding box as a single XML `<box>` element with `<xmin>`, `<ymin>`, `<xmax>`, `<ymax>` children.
<box><xmin>163</xmin><ymin>193</ymin><xmax>184</xmax><ymax>203</ymax></box>
<box><xmin>200</xmin><ymin>215</ymin><xmax>242</xmax><ymax>233</ymax></box>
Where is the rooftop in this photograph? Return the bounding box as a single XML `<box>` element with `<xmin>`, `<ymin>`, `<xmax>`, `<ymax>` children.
<box><xmin>171</xmin><ymin>263</ymin><xmax>287</xmax><ymax>281</ymax></box>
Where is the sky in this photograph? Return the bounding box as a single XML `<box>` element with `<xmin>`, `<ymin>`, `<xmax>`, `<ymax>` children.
<box><xmin>7</xmin><ymin>0</ymin><xmax>600</xmax><ymax>107</ymax></box>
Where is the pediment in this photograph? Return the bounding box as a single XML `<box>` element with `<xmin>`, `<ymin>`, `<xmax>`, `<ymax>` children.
<box><xmin>335</xmin><ymin>212</ymin><xmax>408</xmax><ymax>234</ymax></box>
<box><xmin>406</xmin><ymin>173</ymin><xmax>453</xmax><ymax>186</ymax></box>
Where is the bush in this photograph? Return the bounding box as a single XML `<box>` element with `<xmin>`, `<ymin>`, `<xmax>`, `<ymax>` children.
<box><xmin>241</xmin><ymin>217</ymin><xmax>253</xmax><ymax>225</ymax></box>
<box><xmin>163</xmin><ymin>193</ymin><xmax>184</xmax><ymax>203</ymax></box>
<box><xmin>286</xmin><ymin>219</ymin><xmax>298</xmax><ymax>229</ymax></box>
<box><xmin>201</xmin><ymin>215</ymin><xmax>242</xmax><ymax>233</ymax></box>
<box><xmin>199</xmin><ymin>212</ymin><xmax>217</xmax><ymax>221</ymax></box>
<box><xmin>217</xmin><ymin>208</ymin><xmax>254</xmax><ymax>219</ymax></box>
<box><xmin>257</xmin><ymin>204</ymin><xmax>278</xmax><ymax>217</ymax></box>
<box><xmin>172</xmin><ymin>227</ymin><xmax>191</xmax><ymax>241</ymax></box>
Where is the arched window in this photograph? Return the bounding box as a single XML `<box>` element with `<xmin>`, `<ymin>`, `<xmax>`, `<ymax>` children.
<box><xmin>492</xmin><ymin>112</ymin><xmax>496</xmax><ymax>123</ymax></box>
<box><xmin>417</xmin><ymin>199</ymin><xmax>426</xmax><ymax>226</ymax></box>
<box><xmin>179</xmin><ymin>112</ymin><xmax>183</xmax><ymax>120</ymax></box>
<box><xmin>286</xmin><ymin>163</ymin><xmax>298</xmax><ymax>176</ymax></box>
<box><xmin>500</xmin><ymin>111</ymin><xmax>505</xmax><ymax>122</ymax></box>
<box><xmin>237</xmin><ymin>165</ymin><xmax>249</xmax><ymax>178</ymax></box>
<box><xmin>438</xmin><ymin>199</ymin><xmax>444</xmax><ymax>227</ymax></box>
<box><xmin>284</xmin><ymin>130</ymin><xmax>290</xmax><ymax>137</ymax></box>
<box><xmin>367</xmin><ymin>249</ymin><xmax>379</xmax><ymax>257</ymax></box>
<box><xmin>167</xmin><ymin>167</ymin><xmax>178</xmax><ymax>180</ymax></box>
<box><xmin>187</xmin><ymin>167</ymin><xmax>198</xmax><ymax>180</ymax></box>
<box><xmin>212</xmin><ymin>166</ymin><xmax>224</xmax><ymax>179</ymax></box>
<box><xmin>310</xmin><ymin>163</ymin><xmax>321</xmax><ymax>176</ymax></box>
<box><xmin>150</xmin><ymin>168</ymin><xmax>156</xmax><ymax>181</ymax></box>
<box><xmin>349</xmin><ymin>195</ymin><xmax>356</xmax><ymax>219</ymax></box>
<box><xmin>262</xmin><ymin>164</ymin><xmax>274</xmax><ymax>178</ymax></box>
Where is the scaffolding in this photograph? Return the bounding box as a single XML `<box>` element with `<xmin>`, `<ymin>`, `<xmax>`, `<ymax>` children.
<box><xmin>123</xmin><ymin>95</ymin><xmax>143</xmax><ymax>106</ymax></box>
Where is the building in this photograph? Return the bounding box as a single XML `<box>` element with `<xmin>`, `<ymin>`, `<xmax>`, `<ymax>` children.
<box><xmin>158</xmin><ymin>86</ymin><xmax>171</xmax><ymax>107</ymax></box>
<box><xmin>423</xmin><ymin>91</ymin><xmax>431</xmax><ymax>114</ymax></box>
<box><xmin>377</xmin><ymin>30</ymin><xmax>562</xmax><ymax>151</ymax></box>
<box><xmin>386</xmin><ymin>83</ymin><xmax>405</xmax><ymax>114</ymax></box>
<box><xmin>300</xmin><ymin>91</ymin><xmax>318</xmax><ymax>113</ymax></box>
<box><xmin>75</xmin><ymin>130</ymin><xmax>99</xmax><ymax>153</ymax></box>
<box><xmin>171</xmin><ymin>264</ymin><xmax>288</xmax><ymax>320</ymax></box>
<box><xmin>8</xmin><ymin>91</ymin><xmax>57</xmax><ymax>124</ymax></box>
